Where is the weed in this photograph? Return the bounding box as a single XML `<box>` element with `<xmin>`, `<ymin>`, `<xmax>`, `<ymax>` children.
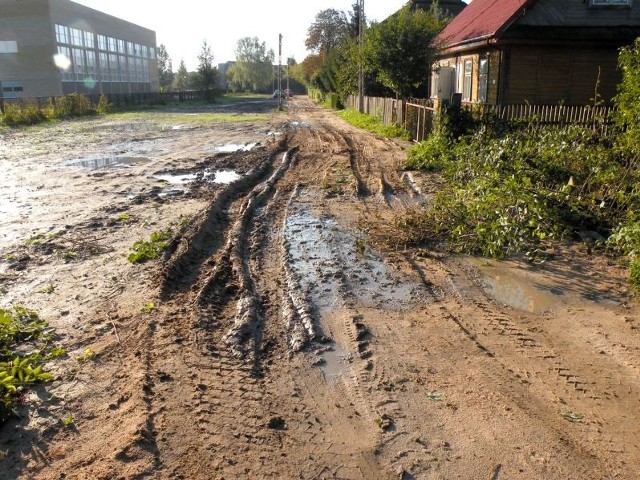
<box><xmin>128</xmin><ymin>229</ymin><xmax>171</xmax><ymax>264</ymax></box>
<box><xmin>0</xmin><ymin>306</ymin><xmax>63</xmax><ymax>423</ymax></box>
<box><xmin>117</xmin><ymin>213</ymin><xmax>130</xmax><ymax>222</ymax></box>
<box><xmin>337</xmin><ymin>109</ymin><xmax>410</xmax><ymax>140</ymax></box>
<box><xmin>75</xmin><ymin>348</ymin><xmax>95</xmax><ymax>364</ymax></box>
<box><xmin>140</xmin><ymin>302</ymin><xmax>155</xmax><ymax>313</ymax></box>
<box><xmin>62</xmin><ymin>414</ymin><xmax>74</xmax><ymax>427</ymax></box>
<box><xmin>6</xmin><ymin>253</ymin><xmax>15</xmax><ymax>261</ymax></box>
<box><xmin>63</xmin><ymin>251</ymin><xmax>76</xmax><ymax>260</ymax></box>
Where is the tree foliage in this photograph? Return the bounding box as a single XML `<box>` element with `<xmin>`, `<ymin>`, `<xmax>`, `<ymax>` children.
<box><xmin>305</xmin><ymin>9</ymin><xmax>349</xmax><ymax>58</ymax></box>
<box><xmin>614</xmin><ymin>37</ymin><xmax>640</xmax><ymax>159</ymax></box>
<box><xmin>364</xmin><ymin>5</ymin><xmax>446</xmax><ymax>98</ymax></box>
<box><xmin>229</xmin><ymin>37</ymin><xmax>275</xmax><ymax>92</ymax></box>
<box><xmin>175</xmin><ymin>60</ymin><xmax>189</xmax><ymax>91</ymax></box>
<box><xmin>157</xmin><ymin>44</ymin><xmax>174</xmax><ymax>92</ymax></box>
<box><xmin>196</xmin><ymin>40</ymin><xmax>218</xmax><ymax>101</ymax></box>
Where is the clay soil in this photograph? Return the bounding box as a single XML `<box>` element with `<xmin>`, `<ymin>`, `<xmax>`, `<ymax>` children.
<box><xmin>1</xmin><ymin>96</ymin><xmax>639</xmax><ymax>480</ymax></box>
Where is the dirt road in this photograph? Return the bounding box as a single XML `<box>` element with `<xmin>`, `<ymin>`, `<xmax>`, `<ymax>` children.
<box><xmin>1</xmin><ymin>96</ymin><xmax>639</xmax><ymax>479</ymax></box>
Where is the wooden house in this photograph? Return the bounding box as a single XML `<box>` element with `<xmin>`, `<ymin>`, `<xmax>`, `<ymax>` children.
<box><xmin>432</xmin><ymin>0</ymin><xmax>640</xmax><ymax>106</ymax></box>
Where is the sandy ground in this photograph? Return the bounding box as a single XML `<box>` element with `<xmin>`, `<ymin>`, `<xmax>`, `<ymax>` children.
<box><xmin>0</xmin><ymin>96</ymin><xmax>639</xmax><ymax>480</ymax></box>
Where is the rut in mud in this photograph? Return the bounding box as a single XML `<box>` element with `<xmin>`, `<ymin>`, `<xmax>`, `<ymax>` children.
<box><xmin>1</xmin><ymin>97</ymin><xmax>640</xmax><ymax>480</ymax></box>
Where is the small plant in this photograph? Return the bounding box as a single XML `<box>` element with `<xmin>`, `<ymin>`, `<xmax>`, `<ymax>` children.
<box><xmin>6</xmin><ymin>253</ymin><xmax>15</xmax><ymax>262</ymax></box>
<box><xmin>117</xmin><ymin>213</ymin><xmax>130</xmax><ymax>222</ymax></box>
<box><xmin>0</xmin><ymin>306</ymin><xmax>62</xmax><ymax>423</ymax></box>
<box><xmin>75</xmin><ymin>348</ymin><xmax>95</xmax><ymax>364</ymax></box>
<box><xmin>140</xmin><ymin>302</ymin><xmax>155</xmax><ymax>313</ymax></box>
<box><xmin>63</xmin><ymin>250</ymin><xmax>76</xmax><ymax>260</ymax></box>
<box><xmin>127</xmin><ymin>229</ymin><xmax>171</xmax><ymax>264</ymax></box>
<box><xmin>96</xmin><ymin>94</ymin><xmax>113</xmax><ymax>115</ymax></box>
<box><xmin>62</xmin><ymin>414</ymin><xmax>74</xmax><ymax>427</ymax></box>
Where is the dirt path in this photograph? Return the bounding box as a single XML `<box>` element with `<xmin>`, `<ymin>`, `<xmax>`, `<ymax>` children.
<box><xmin>1</xmin><ymin>97</ymin><xmax>639</xmax><ymax>479</ymax></box>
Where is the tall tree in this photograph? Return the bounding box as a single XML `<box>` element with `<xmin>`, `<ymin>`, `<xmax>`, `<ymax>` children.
<box><xmin>364</xmin><ymin>5</ymin><xmax>446</xmax><ymax>98</ymax></box>
<box><xmin>175</xmin><ymin>59</ymin><xmax>188</xmax><ymax>91</ymax></box>
<box><xmin>157</xmin><ymin>44</ymin><xmax>174</xmax><ymax>92</ymax></box>
<box><xmin>305</xmin><ymin>9</ymin><xmax>349</xmax><ymax>58</ymax></box>
<box><xmin>230</xmin><ymin>37</ymin><xmax>274</xmax><ymax>92</ymax></box>
<box><xmin>196</xmin><ymin>40</ymin><xmax>218</xmax><ymax>101</ymax></box>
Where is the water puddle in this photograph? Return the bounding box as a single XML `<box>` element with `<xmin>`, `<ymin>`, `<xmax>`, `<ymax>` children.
<box><xmin>319</xmin><ymin>343</ymin><xmax>351</xmax><ymax>381</ymax></box>
<box><xmin>66</xmin><ymin>156</ymin><xmax>151</xmax><ymax>170</ymax></box>
<box><xmin>209</xmin><ymin>143</ymin><xmax>257</xmax><ymax>153</ymax></box>
<box><xmin>155</xmin><ymin>172</ymin><xmax>200</xmax><ymax>185</ymax></box>
<box><xmin>468</xmin><ymin>258</ymin><xmax>561</xmax><ymax>313</ymax></box>
<box><xmin>284</xmin><ymin>203</ymin><xmax>427</xmax><ymax>312</ymax></box>
<box><xmin>212</xmin><ymin>170</ymin><xmax>241</xmax><ymax>184</ymax></box>
<box><xmin>154</xmin><ymin>169</ymin><xmax>241</xmax><ymax>186</ymax></box>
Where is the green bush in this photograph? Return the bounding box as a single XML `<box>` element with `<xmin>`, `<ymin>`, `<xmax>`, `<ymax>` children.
<box><xmin>1</xmin><ymin>98</ymin><xmax>46</xmax><ymax>126</ymax></box>
<box><xmin>404</xmin><ymin>123</ymin><xmax>638</xmax><ymax>259</ymax></box>
<box><xmin>45</xmin><ymin>93</ymin><xmax>95</xmax><ymax>119</ymax></box>
<box><xmin>96</xmin><ymin>94</ymin><xmax>113</xmax><ymax>115</ymax></box>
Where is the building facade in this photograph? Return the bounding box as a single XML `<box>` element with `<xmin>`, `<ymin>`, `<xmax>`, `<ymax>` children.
<box><xmin>0</xmin><ymin>0</ymin><xmax>158</xmax><ymax>100</ymax></box>
<box><xmin>432</xmin><ymin>0</ymin><xmax>640</xmax><ymax>106</ymax></box>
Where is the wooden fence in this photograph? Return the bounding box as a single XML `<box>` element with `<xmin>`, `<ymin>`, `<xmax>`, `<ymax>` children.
<box><xmin>345</xmin><ymin>94</ymin><xmax>615</xmax><ymax>142</ymax></box>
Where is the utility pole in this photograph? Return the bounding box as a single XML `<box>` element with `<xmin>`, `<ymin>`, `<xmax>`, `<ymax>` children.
<box><xmin>358</xmin><ymin>0</ymin><xmax>365</xmax><ymax>112</ymax></box>
<box><xmin>278</xmin><ymin>34</ymin><xmax>283</xmax><ymax>109</ymax></box>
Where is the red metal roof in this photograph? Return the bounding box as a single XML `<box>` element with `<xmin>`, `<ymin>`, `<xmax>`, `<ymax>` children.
<box><xmin>437</xmin><ymin>0</ymin><xmax>533</xmax><ymax>47</ymax></box>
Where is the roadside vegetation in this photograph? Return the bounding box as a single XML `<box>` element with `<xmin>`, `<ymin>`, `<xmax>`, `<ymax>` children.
<box><xmin>401</xmin><ymin>38</ymin><xmax>640</xmax><ymax>289</ymax></box>
<box><xmin>0</xmin><ymin>306</ymin><xmax>64</xmax><ymax>424</ymax></box>
<box><xmin>336</xmin><ymin>109</ymin><xmax>410</xmax><ymax>140</ymax></box>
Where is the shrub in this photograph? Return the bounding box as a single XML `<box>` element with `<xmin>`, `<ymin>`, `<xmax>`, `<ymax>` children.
<box><xmin>1</xmin><ymin>98</ymin><xmax>45</xmax><ymax>126</ymax></box>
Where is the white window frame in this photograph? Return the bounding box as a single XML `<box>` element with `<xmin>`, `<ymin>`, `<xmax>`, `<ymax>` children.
<box><xmin>462</xmin><ymin>59</ymin><xmax>473</xmax><ymax>101</ymax></box>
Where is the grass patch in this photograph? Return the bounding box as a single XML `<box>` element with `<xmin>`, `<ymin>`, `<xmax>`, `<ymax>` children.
<box><xmin>336</xmin><ymin>108</ymin><xmax>410</xmax><ymax>140</ymax></box>
<box><xmin>128</xmin><ymin>230</ymin><xmax>171</xmax><ymax>264</ymax></box>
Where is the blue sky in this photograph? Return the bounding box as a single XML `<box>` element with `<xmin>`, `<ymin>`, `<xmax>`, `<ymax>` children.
<box><xmin>72</xmin><ymin>0</ymin><xmax>408</xmax><ymax>70</ymax></box>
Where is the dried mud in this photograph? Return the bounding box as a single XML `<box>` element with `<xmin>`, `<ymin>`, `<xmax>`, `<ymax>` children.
<box><xmin>1</xmin><ymin>97</ymin><xmax>639</xmax><ymax>480</ymax></box>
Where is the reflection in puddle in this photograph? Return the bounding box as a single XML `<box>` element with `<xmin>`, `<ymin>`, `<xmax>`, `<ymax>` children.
<box><xmin>154</xmin><ymin>169</ymin><xmax>241</xmax><ymax>186</ymax></box>
<box><xmin>284</xmin><ymin>209</ymin><xmax>424</xmax><ymax>311</ymax></box>
<box><xmin>210</xmin><ymin>143</ymin><xmax>257</xmax><ymax>153</ymax></box>
<box><xmin>213</xmin><ymin>170</ymin><xmax>240</xmax><ymax>184</ymax></box>
<box><xmin>470</xmin><ymin>259</ymin><xmax>560</xmax><ymax>313</ymax></box>
<box><xmin>155</xmin><ymin>172</ymin><xmax>200</xmax><ymax>184</ymax></box>
<box><xmin>66</xmin><ymin>156</ymin><xmax>150</xmax><ymax>170</ymax></box>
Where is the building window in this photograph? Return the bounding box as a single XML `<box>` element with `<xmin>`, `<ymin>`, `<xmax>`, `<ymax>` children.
<box><xmin>98</xmin><ymin>35</ymin><xmax>107</xmax><ymax>51</ymax></box>
<box><xmin>55</xmin><ymin>24</ymin><xmax>69</xmax><ymax>44</ymax></box>
<box><xmin>462</xmin><ymin>59</ymin><xmax>472</xmax><ymax>101</ymax></box>
<box><xmin>108</xmin><ymin>37</ymin><xmax>117</xmax><ymax>52</ymax></box>
<box><xmin>478</xmin><ymin>58</ymin><xmax>488</xmax><ymax>103</ymax></box>
<box><xmin>117</xmin><ymin>39</ymin><xmax>125</xmax><ymax>54</ymax></box>
<box><xmin>0</xmin><ymin>40</ymin><xmax>18</xmax><ymax>53</ymax></box>
<box><xmin>70</xmin><ymin>28</ymin><xmax>83</xmax><ymax>47</ymax></box>
<box><xmin>1</xmin><ymin>81</ymin><xmax>24</xmax><ymax>99</ymax></box>
<box><xmin>84</xmin><ymin>31</ymin><xmax>95</xmax><ymax>49</ymax></box>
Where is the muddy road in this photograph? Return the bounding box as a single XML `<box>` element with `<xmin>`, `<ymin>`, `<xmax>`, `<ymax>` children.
<box><xmin>1</xmin><ymin>96</ymin><xmax>639</xmax><ymax>479</ymax></box>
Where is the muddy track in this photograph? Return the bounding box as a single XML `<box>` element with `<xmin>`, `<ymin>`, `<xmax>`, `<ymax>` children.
<box><xmin>3</xmin><ymin>97</ymin><xmax>640</xmax><ymax>480</ymax></box>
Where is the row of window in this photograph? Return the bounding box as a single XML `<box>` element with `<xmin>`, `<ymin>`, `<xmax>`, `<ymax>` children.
<box><xmin>57</xmin><ymin>46</ymin><xmax>150</xmax><ymax>83</ymax></box>
<box><xmin>55</xmin><ymin>24</ymin><xmax>155</xmax><ymax>59</ymax></box>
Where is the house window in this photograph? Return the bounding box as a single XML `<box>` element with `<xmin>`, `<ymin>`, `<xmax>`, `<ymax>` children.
<box><xmin>70</xmin><ymin>28</ymin><xmax>83</xmax><ymax>47</ymax></box>
<box><xmin>0</xmin><ymin>40</ymin><xmax>18</xmax><ymax>53</ymax></box>
<box><xmin>462</xmin><ymin>59</ymin><xmax>472</xmax><ymax>101</ymax></box>
<box><xmin>478</xmin><ymin>58</ymin><xmax>488</xmax><ymax>103</ymax></box>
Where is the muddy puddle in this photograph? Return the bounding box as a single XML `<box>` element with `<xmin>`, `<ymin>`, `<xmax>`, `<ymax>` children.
<box><xmin>208</xmin><ymin>143</ymin><xmax>257</xmax><ymax>153</ymax></box>
<box><xmin>65</xmin><ymin>156</ymin><xmax>151</xmax><ymax>170</ymax></box>
<box><xmin>155</xmin><ymin>169</ymin><xmax>241</xmax><ymax>185</ymax></box>
<box><xmin>468</xmin><ymin>257</ymin><xmax>623</xmax><ymax>312</ymax></box>
<box><xmin>284</xmin><ymin>194</ymin><xmax>429</xmax><ymax>313</ymax></box>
